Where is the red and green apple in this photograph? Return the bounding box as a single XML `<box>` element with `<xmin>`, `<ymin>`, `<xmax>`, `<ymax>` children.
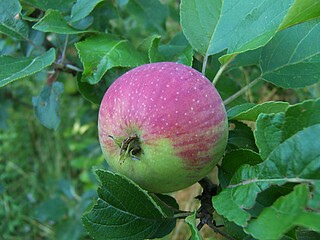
<box><xmin>98</xmin><ymin>62</ymin><xmax>228</xmax><ymax>193</ymax></box>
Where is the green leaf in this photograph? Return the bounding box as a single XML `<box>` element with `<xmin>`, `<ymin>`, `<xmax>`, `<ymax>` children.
<box><xmin>148</xmin><ymin>194</ymin><xmax>178</xmax><ymax>239</ymax></box>
<box><xmin>282</xmin><ymin>98</ymin><xmax>320</xmax><ymax>140</ymax></box>
<box><xmin>213</xmin><ymin>124</ymin><xmax>320</xmax><ymax>227</ymax></box>
<box><xmin>228</xmin><ymin>121</ymin><xmax>258</xmax><ymax>152</ymax></box>
<box><xmin>153</xmin><ymin>194</ymin><xmax>179</xmax><ymax>212</ymax></box>
<box><xmin>229</xmin><ymin>48</ymin><xmax>262</xmax><ymax>69</ymax></box>
<box><xmin>227</xmin><ymin>101</ymin><xmax>289</xmax><ymax>121</ymax></box>
<box><xmin>32</xmin><ymin>82</ymin><xmax>64</xmax><ymax>130</ymax></box>
<box><xmin>296</xmin><ymin>228</ymin><xmax>320</xmax><ymax>240</ymax></box>
<box><xmin>245</xmin><ymin>184</ymin><xmax>320</xmax><ymax>240</ymax></box>
<box><xmin>127</xmin><ymin>0</ymin><xmax>168</xmax><ymax>33</ymax></box>
<box><xmin>33</xmin><ymin>9</ymin><xmax>89</xmax><ymax>34</ymax></box>
<box><xmin>75</xmin><ymin>34</ymin><xmax>148</xmax><ymax>84</ymax></box>
<box><xmin>254</xmin><ymin>112</ymin><xmax>285</xmax><ymax>160</ymax></box>
<box><xmin>158</xmin><ymin>44</ymin><xmax>193</xmax><ymax>66</ymax></box>
<box><xmin>180</xmin><ymin>0</ymin><xmax>222</xmax><ymax>56</ymax></box>
<box><xmin>309</xmin><ymin>182</ymin><xmax>320</xmax><ymax>210</ymax></box>
<box><xmin>138</xmin><ymin>34</ymin><xmax>193</xmax><ymax>66</ymax></box>
<box><xmin>261</xmin><ymin>19</ymin><xmax>320</xmax><ymax>88</ymax></box>
<box><xmin>0</xmin><ymin>0</ymin><xmax>29</xmax><ymax>40</ymax></box>
<box><xmin>219</xmin><ymin>149</ymin><xmax>262</xmax><ymax>188</ymax></box>
<box><xmin>212</xmin><ymin>187</ymin><xmax>252</xmax><ymax>227</ymax></box>
<box><xmin>258</xmin><ymin>124</ymin><xmax>320</xmax><ymax>180</ymax></box>
<box><xmin>181</xmin><ymin>0</ymin><xmax>294</xmax><ymax>57</ymax></box>
<box><xmin>215</xmin><ymin>76</ymin><xmax>243</xmax><ymax>104</ymax></box>
<box><xmin>70</xmin><ymin>0</ymin><xmax>104</xmax><ymax>23</ymax></box>
<box><xmin>279</xmin><ymin>0</ymin><xmax>320</xmax><ymax>30</ymax></box>
<box><xmin>23</xmin><ymin>0</ymin><xmax>74</xmax><ymax>13</ymax></box>
<box><xmin>34</xmin><ymin>196</ymin><xmax>67</xmax><ymax>222</ymax></box>
<box><xmin>20</xmin><ymin>29</ymin><xmax>45</xmax><ymax>56</ymax></box>
<box><xmin>76</xmin><ymin>68</ymin><xmax>128</xmax><ymax>104</ymax></box>
<box><xmin>185</xmin><ymin>211</ymin><xmax>203</xmax><ymax>240</ymax></box>
<box><xmin>56</xmin><ymin>218</ymin><xmax>85</xmax><ymax>240</ymax></box>
<box><xmin>0</xmin><ymin>48</ymin><xmax>56</xmax><ymax>87</ymax></box>
<box><xmin>82</xmin><ymin>170</ymin><xmax>176</xmax><ymax>240</ymax></box>
<box><xmin>138</xmin><ymin>35</ymin><xmax>162</xmax><ymax>62</ymax></box>
<box><xmin>254</xmin><ymin>98</ymin><xmax>320</xmax><ymax>160</ymax></box>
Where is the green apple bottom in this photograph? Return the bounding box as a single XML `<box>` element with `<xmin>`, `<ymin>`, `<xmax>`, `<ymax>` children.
<box><xmin>98</xmin><ymin>62</ymin><xmax>228</xmax><ymax>193</ymax></box>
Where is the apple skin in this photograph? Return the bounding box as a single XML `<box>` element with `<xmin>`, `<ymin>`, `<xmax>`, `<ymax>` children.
<box><xmin>98</xmin><ymin>62</ymin><xmax>228</xmax><ymax>193</ymax></box>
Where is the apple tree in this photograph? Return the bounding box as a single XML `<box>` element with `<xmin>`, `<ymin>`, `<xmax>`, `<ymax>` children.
<box><xmin>1</xmin><ymin>0</ymin><xmax>320</xmax><ymax>239</ymax></box>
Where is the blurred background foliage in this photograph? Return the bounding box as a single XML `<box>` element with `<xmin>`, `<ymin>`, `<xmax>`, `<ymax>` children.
<box><xmin>1</xmin><ymin>0</ymin><xmax>320</xmax><ymax>239</ymax></box>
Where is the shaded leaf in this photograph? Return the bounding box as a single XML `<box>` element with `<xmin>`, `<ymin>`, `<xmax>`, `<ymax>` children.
<box><xmin>219</xmin><ymin>149</ymin><xmax>262</xmax><ymax>189</ymax></box>
<box><xmin>158</xmin><ymin>44</ymin><xmax>193</xmax><ymax>66</ymax></box>
<box><xmin>0</xmin><ymin>48</ymin><xmax>56</xmax><ymax>87</ymax></box>
<box><xmin>76</xmin><ymin>68</ymin><xmax>128</xmax><ymax>104</ymax></box>
<box><xmin>20</xmin><ymin>29</ymin><xmax>45</xmax><ymax>56</ymax></box>
<box><xmin>138</xmin><ymin>34</ymin><xmax>193</xmax><ymax>65</ymax></box>
<box><xmin>33</xmin><ymin>9</ymin><xmax>89</xmax><ymax>34</ymax></box>
<box><xmin>34</xmin><ymin>196</ymin><xmax>67</xmax><ymax>222</ymax></box>
<box><xmin>229</xmin><ymin>48</ymin><xmax>262</xmax><ymax>69</ymax></box>
<box><xmin>127</xmin><ymin>0</ymin><xmax>168</xmax><ymax>33</ymax></box>
<box><xmin>32</xmin><ymin>81</ymin><xmax>64</xmax><ymax>130</ymax></box>
<box><xmin>23</xmin><ymin>0</ymin><xmax>74</xmax><ymax>13</ymax></box>
<box><xmin>296</xmin><ymin>228</ymin><xmax>320</xmax><ymax>240</ymax></box>
<box><xmin>82</xmin><ymin>170</ymin><xmax>176</xmax><ymax>240</ymax></box>
<box><xmin>261</xmin><ymin>19</ymin><xmax>320</xmax><ymax>88</ymax></box>
<box><xmin>0</xmin><ymin>0</ymin><xmax>29</xmax><ymax>40</ymax></box>
<box><xmin>148</xmin><ymin>194</ymin><xmax>178</xmax><ymax>239</ymax></box>
<box><xmin>215</xmin><ymin>76</ymin><xmax>243</xmax><ymax>104</ymax></box>
<box><xmin>228</xmin><ymin>121</ymin><xmax>257</xmax><ymax>151</ymax></box>
<box><xmin>227</xmin><ymin>101</ymin><xmax>289</xmax><ymax>121</ymax></box>
<box><xmin>138</xmin><ymin>35</ymin><xmax>162</xmax><ymax>63</ymax></box>
<box><xmin>56</xmin><ymin>218</ymin><xmax>85</xmax><ymax>240</ymax></box>
<box><xmin>75</xmin><ymin>34</ymin><xmax>148</xmax><ymax>84</ymax></box>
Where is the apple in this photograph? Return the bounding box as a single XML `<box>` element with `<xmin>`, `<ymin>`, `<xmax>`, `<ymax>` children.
<box><xmin>98</xmin><ymin>62</ymin><xmax>228</xmax><ymax>193</ymax></box>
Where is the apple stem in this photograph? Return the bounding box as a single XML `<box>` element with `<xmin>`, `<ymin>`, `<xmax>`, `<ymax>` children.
<box><xmin>108</xmin><ymin>134</ymin><xmax>141</xmax><ymax>164</ymax></box>
<box><xmin>196</xmin><ymin>177</ymin><xmax>236</xmax><ymax>240</ymax></box>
